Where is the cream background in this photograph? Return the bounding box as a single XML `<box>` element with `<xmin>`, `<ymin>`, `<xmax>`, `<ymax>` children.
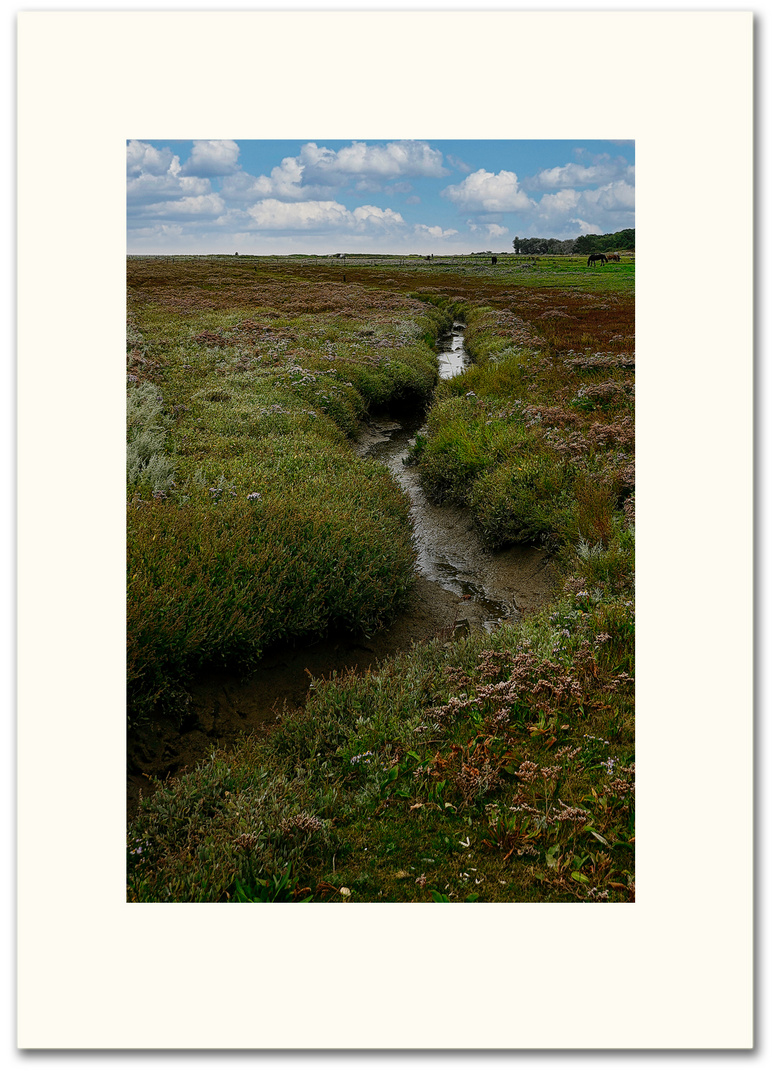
<box><xmin>16</xmin><ymin>9</ymin><xmax>754</xmax><ymax>1051</ymax></box>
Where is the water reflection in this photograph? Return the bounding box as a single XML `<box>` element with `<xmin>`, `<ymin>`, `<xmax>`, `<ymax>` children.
<box><xmin>437</xmin><ymin>322</ymin><xmax>469</xmax><ymax>379</ymax></box>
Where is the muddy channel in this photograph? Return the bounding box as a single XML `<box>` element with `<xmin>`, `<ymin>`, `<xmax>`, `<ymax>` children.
<box><xmin>127</xmin><ymin>324</ymin><xmax>555</xmax><ymax>815</ymax></box>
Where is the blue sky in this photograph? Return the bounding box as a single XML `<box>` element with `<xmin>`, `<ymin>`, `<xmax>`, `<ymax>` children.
<box><xmin>127</xmin><ymin>139</ymin><xmax>635</xmax><ymax>255</ymax></box>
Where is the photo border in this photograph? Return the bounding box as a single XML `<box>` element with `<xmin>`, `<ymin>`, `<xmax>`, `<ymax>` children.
<box><xmin>16</xmin><ymin>8</ymin><xmax>754</xmax><ymax>1050</ymax></box>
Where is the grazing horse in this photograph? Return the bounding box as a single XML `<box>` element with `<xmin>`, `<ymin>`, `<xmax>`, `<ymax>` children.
<box><xmin>606</xmin><ymin>252</ymin><xmax>620</xmax><ymax>263</ymax></box>
<box><xmin>587</xmin><ymin>253</ymin><xmax>608</xmax><ymax>267</ymax></box>
<box><xmin>491</xmin><ymin>255</ymin><xmax>497</xmax><ymax>265</ymax></box>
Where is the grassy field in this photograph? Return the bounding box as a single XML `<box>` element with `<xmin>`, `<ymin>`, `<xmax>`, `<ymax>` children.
<box><xmin>127</xmin><ymin>253</ymin><xmax>634</xmax><ymax>903</ymax></box>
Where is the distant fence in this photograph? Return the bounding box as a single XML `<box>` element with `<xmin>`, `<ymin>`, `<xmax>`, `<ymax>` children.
<box><xmin>128</xmin><ymin>254</ymin><xmax>557</xmax><ymax>267</ymax></box>
<box><xmin>127</xmin><ymin>253</ymin><xmax>634</xmax><ymax>267</ymax></box>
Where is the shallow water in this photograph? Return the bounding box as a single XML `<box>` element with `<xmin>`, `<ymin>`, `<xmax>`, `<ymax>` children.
<box><xmin>437</xmin><ymin>323</ymin><xmax>470</xmax><ymax>379</ymax></box>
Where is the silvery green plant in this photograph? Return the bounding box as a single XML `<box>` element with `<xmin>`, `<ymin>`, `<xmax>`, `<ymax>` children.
<box><xmin>576</xmin><ymin>537</ymin><xmax>605</xmax><ymax>562</ymax></box>
<box><xmin>127</xmin><ymin>380</ymin><xmax>175</xmax><ymax>493</ymax></box>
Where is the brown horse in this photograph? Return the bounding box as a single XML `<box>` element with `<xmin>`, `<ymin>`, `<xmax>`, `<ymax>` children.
<box><xmin>606</xmin><ymin>252</ymin><xmax>621</xmax><ymax>263</ymax></box>
<box><xmin>587</xmin><ymin>253</ymin><xmax>607</xmax><ymax>267</ymax></box>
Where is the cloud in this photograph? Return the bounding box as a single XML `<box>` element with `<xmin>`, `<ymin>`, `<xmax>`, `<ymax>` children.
<box><xmin>586</xmin><ymin>179</ymin><xmax>636</xmax><ymax>211</ymax></box>
<box><xmin>534</xmin><ymin>180</ymin><xmax>635</xmax><ymax>236</ymax></box>
<box><xmin>247</xmin><ymin>199</ymin><xmax>350</xmax><ymax>232</ymax></box>
<box><xmin>246</xmin><ymin>199</ymin><xmax>404</xmax><ymax>233</ymax></box>
<box><xmin>570</xmin><ymin>219</ymin><xmax>603</xmax><ymax>236</ymax></box>
<box><xmin>446</xmin><ymin>153</ymin><xmax>472</xmax><ymax>174</ymax></box>
<box><xmin>220</xmin><ymin>157</ymin><xmax>313</xmax><ymax>203</ymax></box>
<box><xmin>129</xmin><ymin>223</ymin><xmax>184</xmax><ymax>240</ymax></box>
<box><xmin>414</xmin><ymin>224</ymin><xmax>458</xmax><ymax>239</ymax></box>
<box><xmin>302</xmin><ymin>140</ymin><xmax>447</xmax><ymax>183</ymax></box>
<box><xmin>441</xmin><ymin>169</ymin><xmax>535</xmax><ymax>213</ymax></box>
<box><xmin>127</xmin><ymin>172</ymin><xmax>212</xmax><ymax>206</ymax></box>
<box><xmin>353</xmin><ymin>205</ymin><xmax>406</xmax><ymax>229</ymax></box>
<box><xmin>529</xmin><ymin>156</ymin><xmax>635</xmax><ymax>191</ymax></box>
<box><xmin>126</xmin><ymin>140</ymin><xmax>179</xmax><ymax>178</ymax></box>
<box><xmin>466</xmin><ymin>221</ymin><xmax>509</xmax><ymax>238</ymax></box>
<box><xmin>133</xmin><ymin>193</ymin><xmax>227</xmax><ymax>223</ymax></box>
<box><xmin>179</xmin><ymin>140</ymin><xmax>241</xmax><ymax>177</ymax></box>
<box><xmin>127</xmin><ymin>140</ymin><xmax>213</xmax><ymax>206</ymax></box>
<box><xmin>537</xmin><ymin>188</ymin><xmax>581</xmax><ymax>219</ymax></box>
<box><xmin>224</xmin><ymin>141</ymin><xmax>448</xmax><ymax>203</ymax></box>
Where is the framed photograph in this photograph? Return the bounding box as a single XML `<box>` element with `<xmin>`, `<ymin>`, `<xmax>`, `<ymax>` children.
<box><xmin>16</xmin><ymin>7</ymin><xmax>754</xmax><ymax>1051</ymax></box>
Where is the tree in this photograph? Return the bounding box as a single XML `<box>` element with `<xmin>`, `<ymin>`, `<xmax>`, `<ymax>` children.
<box><xmin>513</xmin><ymin>229</ymin><xmax>634</xmax><ymax>256</ymax></box>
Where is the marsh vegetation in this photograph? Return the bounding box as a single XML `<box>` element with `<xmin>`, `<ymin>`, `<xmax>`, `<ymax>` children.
<box><xmin>127</xmin><ymin>253</ymin><xmax>634</xmax><ymax>903</ymax></box>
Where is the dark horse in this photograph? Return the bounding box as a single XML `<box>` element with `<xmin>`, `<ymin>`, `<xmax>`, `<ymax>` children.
<box><xmin>587</xmin><ymin>253</ymin><xmax>607</xmax><ymax>267</ymax></box>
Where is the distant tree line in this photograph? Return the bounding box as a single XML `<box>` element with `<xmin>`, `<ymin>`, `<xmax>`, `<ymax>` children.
<box><xmin>512</xmin><ymin>229</ymin><xmax>635</xmax><ymax>255</ymax></box>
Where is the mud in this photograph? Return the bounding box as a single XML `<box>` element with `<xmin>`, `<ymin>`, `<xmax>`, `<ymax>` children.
<box><xmin>354</xmin><ymin>415</ymin><xmax>552</xmax><ymax>632</ymax></box>
<box><xmin>127</xmin><ymin>323</ymin><xmax>555</xmax><ymax>817</ymax></box>
<box><xmin>127</xmin><ymin>575</ymin><xmax>466</xmax><ymax>816</ymax></box>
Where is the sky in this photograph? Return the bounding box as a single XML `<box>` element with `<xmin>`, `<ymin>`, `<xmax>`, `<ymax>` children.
<box><xmin>127</xmin><ymin>138</ymin><xmax>635</xmax><ymax>256</ymax></box>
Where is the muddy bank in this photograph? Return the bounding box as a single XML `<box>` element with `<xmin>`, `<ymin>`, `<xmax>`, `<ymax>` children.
<box><xmin>128</xmin><ymin>575</ymin><xmax>466</xmax><ymax>815</ymax></box>
<box><xmin>354</xmin><ymin>413</ymin><xmax>553</xmax><ymax>631</ymax></box>
<box><xmin>128</xmin><ymin>546</ymin><xmax>553</xmax><ymax>817</ymax></box>
<box><xmin>127</xmin><ymin>323</ymin><xmax>556</xmax><ymax>816</ymax></box>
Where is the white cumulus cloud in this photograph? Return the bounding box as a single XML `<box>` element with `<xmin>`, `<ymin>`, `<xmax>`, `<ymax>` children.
<box><xmin>246</xmin><ymin>199</ymin><xmax>407</xmax><ymax>234</ymax></box>
<box><xmin>303</xmin><ymin>140</ymin><xmax>447</xmax><ymax>182</ymax></box>
<box><xmin>414</xmin><ymin>224</ymin><xmax>458</xmax><ymax>239</ymax></box>
<box><xmin>537</xmin><ymin>189</ymin><xmax>581</xmax><ymax>219</ymax></box>
<box><xmin>179</xmin><ymin>140</ymin><xmax>241</xmax><ymax>178</ymax></box>
<box><xmin>586</xmin><ymin>179</ymin><xmax>636</xmax><ymax>211</ymax></box>
<box><xmin>530</xmin><ymin>156</ymin><xmax>634</xmax><ymax>190</ymax></box>
<box><xmin>441</xmin><ymin>169</ymin><xmax>535</xmax><ymax>213</ymax></box>
<box><xmin>534</xmin><ymin>180</ymin><xmax>634</xmax><ymax>234</ymax></box>
<box><xmin>352</xmin><ymin>205</ymin><xmax>405</xmax><ymax>229</ymax></box>
<box><xmin>127</xmin><ymin>172</ymin><xmax>212</xmax><ymax>206</ymax></box>
<box><xmin>248</xmin><ymin>199</ymin><xmax>351</xmax><ymax>232</ymax></box>
<box><xmin>570</xmin><ymin>218</ymin><xmax>603</xmax><ymax>236</ymax></box>
<box><xmin>137</xmin><ymin>193</ymin><xmax>227</xmax><ymax>221</ymax></box>
<box><xmin>227</xmin><ymin>141</ymin><xmax>448</xmax><ymax>203</ymax></box>
<box><xmin>127</xmin><ymin>140</ymin><xmax>215</xmax><ymax>206</ymax></box>
<box><xmin>127</xmin><ymin>140</ymin><xmax>179</xmax><ymax>178</ymax></box>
